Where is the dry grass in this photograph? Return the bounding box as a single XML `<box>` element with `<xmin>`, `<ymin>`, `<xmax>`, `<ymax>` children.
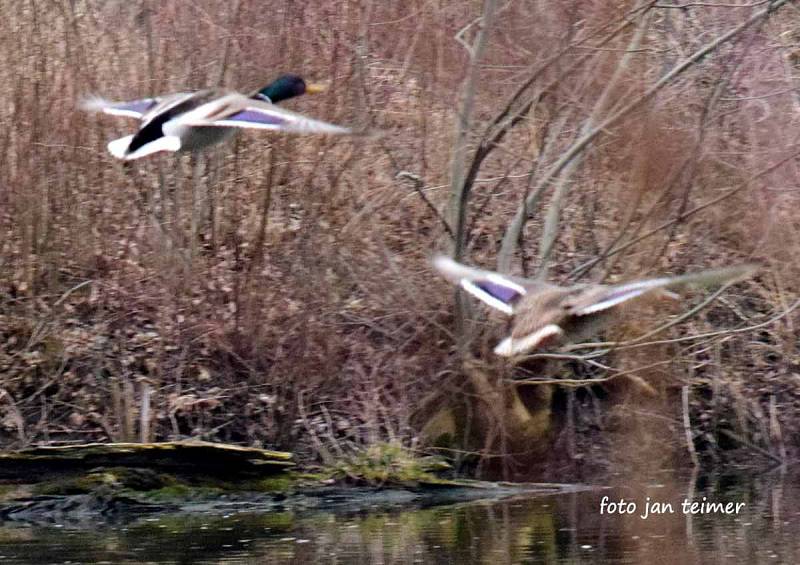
<box><xmin>0</xmin><ymin>1</ymin><xmax>798</xmax><ymax>479</ymax></box>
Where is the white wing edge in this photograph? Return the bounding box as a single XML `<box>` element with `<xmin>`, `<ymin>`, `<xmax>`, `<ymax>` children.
<box><xmin>432</xmin><ymin>255</ymin><xmax>527</xmax><ymax>294</ymax></box>
<box><xmin>575</xmin><ymin>278</ymin><xmax>674</xmax><ymax>316</ymax></box>
<box><xmin>494</xmin><ymin>324</ymin><xmax>564</xmax><ymax>357</ymax></box>
<box><xmin>81</xmin><ymin>96</ymin><xmax>152</xmax><ymax>119</ymax></box>
<box><xmin>461</xmin><ymin>280</ymin><xmax>515</xmax><ymax>315</ymax></box>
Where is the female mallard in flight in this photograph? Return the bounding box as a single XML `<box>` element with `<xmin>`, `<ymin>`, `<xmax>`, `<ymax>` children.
<box><xmin>433</xmin><ymin>255</ymin><xmax>757</xmax><ymax>357</ymax></box>
<box><xmin>84</xmin><ymin>74</ymin><xmax>350</xmax><ymax>160</ymax></box>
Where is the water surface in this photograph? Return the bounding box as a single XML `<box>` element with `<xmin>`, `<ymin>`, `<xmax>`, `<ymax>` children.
<box><xmin>0</xmin><ymin>473</ymin><xmax>796</xmax><ymax>563</ymax></box>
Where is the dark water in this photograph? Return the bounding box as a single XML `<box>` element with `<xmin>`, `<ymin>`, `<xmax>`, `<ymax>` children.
<box><xmin>1</xmin><ymin>473</ymin><xmax>798</xmax><ymax>564</ymax></box>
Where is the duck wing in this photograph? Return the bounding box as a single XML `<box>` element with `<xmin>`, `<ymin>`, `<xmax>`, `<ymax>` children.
<box><xmin>568</xmin><ymin>264</ymin><xmax>757</xmax><ymax>317</ymax></box>
<box><xmin>431</xmin><ymin>255</ymin><xmax>553</xmax><ymax>315</ymax></box>
<box><xmin>568</xmin><ymin>280</ymin><xmax>676</xmax><ymax>316</ymax></box>
<box><xmin>82</xmin><ymin>92</ymin><xmax>195</xmax><ymax>120</ymax></box>
<box><xmin>178</xmin><ymin>96</ymin><xmax>350</xmax><ymax>135</ymax></box>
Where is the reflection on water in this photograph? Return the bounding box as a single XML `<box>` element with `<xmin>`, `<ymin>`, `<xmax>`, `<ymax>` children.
<box><xmin>1</xmin><ymin>473</ymin><xmax>798</xmax><ymax>564</ymax></box>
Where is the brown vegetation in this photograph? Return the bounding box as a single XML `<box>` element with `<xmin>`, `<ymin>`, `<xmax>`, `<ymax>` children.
<box><xmin>0</xmin><ymin>1</ymin><xmax>798</xmax><ymax>480</ymax></box>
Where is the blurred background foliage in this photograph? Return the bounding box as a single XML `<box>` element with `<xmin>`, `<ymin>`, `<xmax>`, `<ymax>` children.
<box><xmin>0</xmin><ymin>1</ymin><xmax>798</xmax><ymax>480</ymax></box>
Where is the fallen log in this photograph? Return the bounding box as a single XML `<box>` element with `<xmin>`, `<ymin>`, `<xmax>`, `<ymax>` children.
<box><xmin>0</xmin><ymin>441</ymin><xmax>294</xmax><ymax>482</ymax></box>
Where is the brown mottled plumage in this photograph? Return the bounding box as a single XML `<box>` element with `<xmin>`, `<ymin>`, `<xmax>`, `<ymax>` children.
<box><xmin>432</xmin><ymin>255</ymin><xmax>757</xmax><ymax>357</ymax></box>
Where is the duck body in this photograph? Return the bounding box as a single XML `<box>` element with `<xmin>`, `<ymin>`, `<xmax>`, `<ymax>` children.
<box><xmin>85</xmin><ymin>74</ymin><xmax>349</xmax><ymax>160</ymax></box>
<box><xmin>106</xmin><ymin>90</ymin><xmax>232</xmax><ymax>159</ymax></box>
<box><xmin>432</xmin><ymin>255</ymin><xmax>757</xmax><ymax>357</ymax></box>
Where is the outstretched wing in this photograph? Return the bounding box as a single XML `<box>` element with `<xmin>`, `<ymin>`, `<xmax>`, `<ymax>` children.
<box><xmin>82</xmin><ymin>96</ymin><xmax>160</xmax><ymax>119</ymax></box>
<box><xmin>571</xmin><ymin>279</ymin><xmax>675</xmax><ymax>316</ymax></box>
<box><xmin>571</xmin><ymin>264</ymin><xmax>758</xmax><ymax>316</ymax></box>
<box><xmin>432</xmin><ymin>255</ymin><xmax>536</xmax><ymax>315</ymax></box>
<box><xmin>181</xmin><ymin>98</ymin><xmax>351</xmax><ymax>135</ymax></box>
<box><xmin>82</xmin><ymin>92</ymin><xmax>197</xmax><ymax>121</ymax></box>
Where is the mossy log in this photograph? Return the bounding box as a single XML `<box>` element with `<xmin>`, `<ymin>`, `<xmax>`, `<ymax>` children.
<box><xmin>0</xmin><ymin>441</ymin><xmax>294</xmax><ymax>482</ymax></box>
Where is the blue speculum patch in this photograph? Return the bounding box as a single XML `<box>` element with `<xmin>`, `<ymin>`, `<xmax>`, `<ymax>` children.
<box><xmin>476</xmin><ymin>281</ymin><xmax>521</xmax><ymax>304</ymax></box>
<box><xmin>228</xmin><ymin>109</ymin><xmax>286</xmax><ymax>125</ymax></box>
<box><xmin>116</xmin><ymin>98</ymin><xmax>157</xmax><ymax>115</ymax></box>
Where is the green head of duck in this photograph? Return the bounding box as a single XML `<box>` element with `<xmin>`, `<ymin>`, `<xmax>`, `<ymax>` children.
<box><xmin>256</xmin><ymin>74</ymin><xmax>326</xmax><ymax>103</ymax></box>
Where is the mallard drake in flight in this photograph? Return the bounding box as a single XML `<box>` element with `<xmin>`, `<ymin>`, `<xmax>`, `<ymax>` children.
<box><xmin>433</xmin><ymin>255</ymin><xmax>757</xmax><ymax>357</ymax></box>
<box><xmin>84</xmin><ymin>74</ymin><xmax>350</xmax><ymax>160</ymax></box>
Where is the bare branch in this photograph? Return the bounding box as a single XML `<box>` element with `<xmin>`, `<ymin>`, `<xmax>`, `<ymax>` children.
<box><xmin>397</xmin><ymin>171</ymin><xmax>455</xmax><ymax>240</ymax></box>
<box><xmin>570</xmin><ymin>144</ymin><xmax>800</xmax><ymax>278</ymax></box>
<box><xmin>500</xmin><ymin>0</ymin><xmax>794</xmax><ymax>269</ymax></box>
<box><xmin>447</xmin><ymin>0</ymin><xmax>498</xmax><ymax>258</ymax></box>
<box><xmin>682</xmin><ymin>385</ymin><xmax>700</xmax><ymax>468</ymax></box>
<box><xmin>536</xmin><ymin>7</ymin><xmax>653</xmax><ymax>280</ymax></box>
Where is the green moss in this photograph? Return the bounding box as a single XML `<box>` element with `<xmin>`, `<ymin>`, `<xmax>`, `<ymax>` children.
<box><xmin>142</xmin><ymin>484</ymin><xmax>224</xmax><ymax>502</ymax></box>
<box><xmin>257</xmin><ymin>511</ymin><xmax>295</xmax><ymax>530</ymax></box>
<box><xmin>249</xmin><ymin>475</ymin><xmax>295</xmax><ymax>492</ymax></box>
<box><xmin>34</xmin><ymin>473</ymin><xmax>109</xmax><ymax>495</ymax></box>
<box><xmin>0</xmin><ymin>484</ymin><xmax>29</xmax><ymax>502</ymax></box>
<box><xmin>31</xmin><ymin>468</ymin><xmax>177</xmax><ymax>496</ymax></box>
<box><xmin>294</xmin><ymin>471</ymin><xmax>333</xmax><ymax>482</ymax></box>
<box><xmin>328</xmin><ymin>443</ymin><xmax>450</xmax><ymax>486</ymax></box>
<box><xmin>145</xmin><ymin>484</ymin><xmax>192</xmax><ymax>499</ymax></box>
<box><xmin>0</xmin><ymin>484</ymin><xmax>17</xmax><ymax>497</ymax></box>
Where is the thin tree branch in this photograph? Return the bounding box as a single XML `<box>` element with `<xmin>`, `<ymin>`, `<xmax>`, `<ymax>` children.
<box><xmin>536</xmin><ymin>7</ymin><xmax>653</xmax><ymax>280</ymax></box>
<box><xmin>397</xmin><ymin>171</ymin><xmax>454</xmax><ymax>239</ymax></box>
<box><xmin>569</xmin><ymin>145</ymin><xmax>800</xmax><ymax>278</ymax></box>
<box><xmin>500</xmin><ymin>0</ymin><xmax>793</xmax><ymax>269</ymax></box>
<box><xmin>447</xmin><ymin>0</ymin><xmax>498</xmax><ymax>258</ymax></box>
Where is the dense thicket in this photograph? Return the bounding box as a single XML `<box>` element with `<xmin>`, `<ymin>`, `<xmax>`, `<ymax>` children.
<box><xmin>0</xmin><ymin>1</ymin><xmax>797</xmax><ymax>480</ymax></box>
